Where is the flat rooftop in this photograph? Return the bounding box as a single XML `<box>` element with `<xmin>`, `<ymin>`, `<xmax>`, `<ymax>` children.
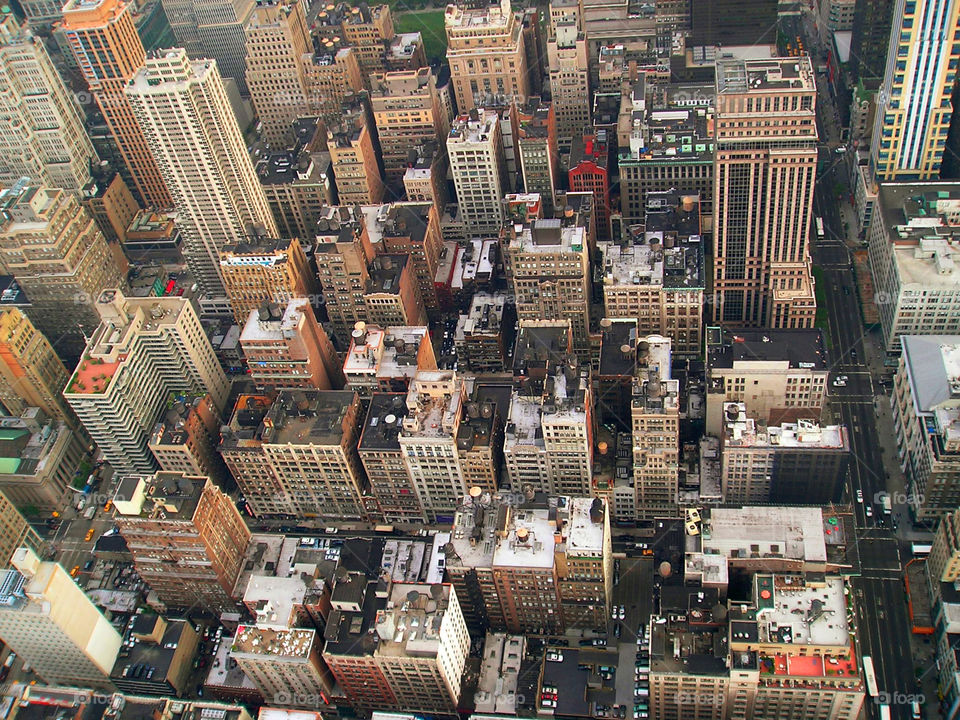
<box><xmin>717</xmin><ymin>56</ymin><xmax>815</xmax><ymax>93</ymax></box>
<box><xmin>240</xmin><ymin>299</ymin><xmax>312</xmax><ymax>343</ymax></box>
<box><xmin>475</xmin><ymin>633</ymin><xmax>524</xmax><ymax>714</ymax></box>
<box><xmin>242</xmin><ymin>574</ymin><xmax>308</xmax><ymax>628</ymax></box>
<box><xmin>231</xmin><ymin>625</ymin><xmax>316</xmax><ymax>659</ymax></box>
<box><xmin>506</xmin><ymin>219</ymin><xmax>586</xmax><ymax>255</ymax></box>
<box><xmin>901</xmin><ymin>335</ymin><xmax>960</xmax><ymax>414</ymax></box>
<box><xmin>373</xmin><ymin>582</ymin><xmax>451</xmax><ymax>658</ymax></box>
<box><xmin>702</xmin><ymin>506</ymin><xmax>827</xmax><ymax>563</ymax></box>
<box><xmin>259</xmin><ymin>390</ymin><xmax>356</xmax><ymax>446</ymax></box>
<box><xmin>749</xmin><ymin>574</ymin><xmax>851</xmax><ymax>648</ymax></box>
<box><xmin>399</xmin><ymin>372</ymin><xmax>462</xmax><ymax>439</ymax></box>
<box><xmin>723</xmin><ymin>405</ymin><xmax>848</xmax><ymax>450</ymax></box>
<box><xmin>367</xmin><ymin>254</ymin><xmax>408</xmax><ymax>295</ymax></box>
<box><xmin>566</xmin><ymin>498</ymin><xmax>606</xmax><ymax>556</ymax></box>
<box><xmin>705</xmin><ymin>326</ymin><xmax>827</xmax><ymax>370</ymax></box>
<box><xmin>598</xmin><ymin>320</ymin><xmax>638</xmax><ymax>377</ymax></box>
<box><xmin>359</xmin><ymin>393</ymin><xmax>409</xmax><ymax>451</ymax></box>
<box><xmin>449</xmin><ymin>110</ymin><xmax>500</xmax><ymax>145</ymax></box>
<box><xmin>113</xmin><ymin>472</ymin><xmax>204</xmax><ymax>520</ymax></box>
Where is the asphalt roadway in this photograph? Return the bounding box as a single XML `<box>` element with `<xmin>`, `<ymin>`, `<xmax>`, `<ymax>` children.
<box><xmin>813</xmin><ymin>153</ymin><xmax>917</xmax><ymax>719</ymax></box>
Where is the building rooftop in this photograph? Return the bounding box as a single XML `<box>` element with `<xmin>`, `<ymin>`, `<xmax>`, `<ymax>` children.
<box><xmin>448</xmin><ymin>110</ymin><xmax>500</xmax><ymax>145</ymax></box>
<box><xmin>112</xmin><ymin>472</ymin><xmax>206</xmax><ymax>520</ymax></box>
<box><xmin>343</xmin><ymin>324</ymin><xmax>427</xmax><ymax>380</ymax></box>
<box><xmin>260</xmin><ymin>390</ymin><xmax>356</xmax><ymax>446</ymax></box>
<box><xmin>367</xmin><ymin>254</ymin><xmax>408</xmax><ymax>295</ymax></box>
<box><xmin>240</xmin><ymin>299</ymin><xmax>312</xmax><ymax>343</ymax></box>
<box><xmin>505</xmin><ymin>219</ymin><xmax>586</xmax><ymax>254</ymax></box>
<box><xmin>723</xmin><ymin>403</ymin><xmax>848</xmax><ymax>450</ymax></box>
<box><xmin>242</xmin><ymin>574</ymin><xmax>308</xmax><ymax>628</ymax></box>
<box><xmin>373</xmin><ymin>582</ymin><xmax>451</xmax><ymax>658</ymax></box>
<box><xmin>566</xmin><ymin>497</ymin><xmax>606</xmax><ymax>556</ymax></box>
<box><xmin>512</xmin><ymin>321</ymin><xmax>572</xmax><ymax>376</ymax></box>
<box><xmin>902</xmin><ymin>335</ymin><xmax>960</xmax><ymax>413</ymax></box>
<box><xmin>701</xmin><ymin>506</ymin><xmax>828</xmax><ymax>563</ymax></box>
<box><xmin>399</xmin><ymin>371</ymin><xmax>462</xmax><ymax>439</ymax></box>
<box><xmin>716</xmin><ymin>56</ymin><xmax>815</xmax><ymax>93</ymax></box>
<box><xmin>705</xmin><ymin>326</ymin><xmax>827</xmax><ymax>371</ymax></box>
<box><xmin>475</xmin><ymin>633</ymin><xmax>525</xmax><ymax>714</ymax></box>
<box><xmin>0</xmin><ymin>410</ymin><xmax>69</xmax><ymax>478</ymax></box>
<box><xmin>230</xmin><ymin>625</ymin><xmax>316</xmax><ymax>659</ymax></box>
<box><xmin>220</xmin><ymin>394</ymin><xmax>273</xmax><ymax>451</ymax></box>
<box><xmin>359</xmin><ymin>393</ymin><xmax>409</xmax><ymax>451</ymax></box>
<box><xmin>650</xmin><ymin>586</ymin><xmax>729</xmax><ymax>676</ymax></box>
<box><xmin>738</xmin><ymin>574</ymin><xmax>851</xmax><ymax>648</ymax></box>
<box><xmin>149</xmin><ymin>393</ymin><xmax>211</xmax><ymax>449</ymax></box>
<box><xmin>66</xmin><ymin>291</ymin><xmax>192</xmax><ymax>395</ymax></box>
<box><xmin>598</xmin><ymin>319</ymin><xmax>638</xmax><ymax>377</ymax></box>
<box><xmin>0</xmin><ymin>276</ymin><xmax>28</xmax><ymax>307</ymax></box>
<box><xmin>457</xmin><ymin>293</ymin><xmax>506</xmax><ymax>338</ymax></box>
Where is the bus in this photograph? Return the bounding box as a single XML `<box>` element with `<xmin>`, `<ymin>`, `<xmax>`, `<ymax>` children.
<box><xmin>862</xmin><ymin>656</ymin><xmax>878</xmax><ymax>698</ymax></box>
<box><xmin>815</xmin><ymin>217</ymin><xmax>825</xmax><ymax>239</ymax></box>
<box><xmin>912</xmin><ymin>543</ymin><xmax>932</xmax><ymax>557</ymax></box>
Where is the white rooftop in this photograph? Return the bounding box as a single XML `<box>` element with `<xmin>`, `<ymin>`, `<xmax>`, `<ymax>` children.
<box><xmin>566</xmin><ymin>498</ymin><xmax>605</xmax><ymax>556</ymax></box>
<box><xmin>703</xmin><ymin>506</ymin><xmax>827</xmax><ymax>563</ymax></box>
<box><xmin>242</xmin><ymin>574</ymin><xmax>307</xmax><ymax>628</ymax></box>
<box><xmin>240</xmin><ymin>299</ymin><xmax>311</xmax><ymax>343</ymax></box>
<box><xmin>754</xmin><ymin>575</ymin><xmax>850</xmax><ymax>648</ymax></box>
<box><xmin>492</xmin><ymin>507</ymin><xmax>558</xmax><ymax>569</ymax></box>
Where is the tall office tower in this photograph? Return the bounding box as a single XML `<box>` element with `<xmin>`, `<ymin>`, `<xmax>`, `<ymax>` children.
<box><xmin>301</xmin><ymin>41</ymin><xmax>364</xmax><ymax>121</ymax></box>
<box><xmin>148</xmin><ymin>392</ymin><xmax>230</xmax><ymax>484</ymax></box>
<box><xmin>516</xmin><ymin>97</ymin><xmax>559</xmax><ymax>214</ymax></box>
<box><xmin>0</xmin><ymin>12</ymin><xmax>95</xmax><ymax>191</ymax></box>
<box><xmin>448</xmin><ymin>110</ymin><xmax>508</xmax><ymax>235</ymax></box>
<box><xmin>359</xmin><ymin>393</ymin><xmax>425</xmax><ymax>522</ymax></box>
<box><xmin>502</xmin><ymin>219</ymin><xmax>590</xmax><ymax>350</ymax></box>
<box><xmin>370</xmin><ymin>69</ymin><xmax>447</xmax><ymax>193</ymax></box>
<box><xmin>445</xmin><ymin>0</ymin><xmax>529</xmax><ymax>113</ymax></box>
<box><xmin>219</xmin><ymin>236</ymin><xmax>316</xmax><ymax>324</ymax></box>
<box><xmin>0</xmin><ymin>408</ymin><xmax>86</xmax><ymax>515</ymax></box>
<box><xmin>219</xmin><ymin>390</ymin><xmax>371</xmax><ymax>519</ymax></box>
<box><xmin>0</xmin><ymin>548</ymin><xmax>120</xmax><ymax>688</ymax></box>
<box><xmin>850</xmin><ymin>0</ymin><xmax>895</xmax><ymax>88</ymax></box>
<box><xmin>704</xmin><ymin>326</ymin><xmax>829</xmax><ymax>436</ymax></box>
<box><xmin>0</xmin><ymin>184</ymin><xmax>127</xmax><ymax>363</ymax></box>
<box><xmin>239</xmin><ymin>298</ymin><xmax>333</xmax><ymax>391</ymax></box>
<box><xmin>243</xmin><ymin>0</ymin><xmax>312</xmax><ymax>148</ymax></box>
<box><xmin>599</xmin><ymin>191</ymin><xmax>705</xmax><ymax>357</ymax></box>
<box><xmin>712</xmin><ymin>58</ymin><xmax>819</xmax><ymax>329</ymax></box>
<box><xmin>313</xmin><ymin>206</ymin><xmax>375</xmax><ymax>340</ymax></box>
<box><xmin>568</xmin><ymin>131</ymin><xmax>612</xmax><ymax>241</ymax></box>
<box><xmin>162</xmin><ymin>0</ymin><xmax>254</xmax><ymax>93</ymax></box>
<box><xmin>61</xmin><ymin>0</ymin><xmax>172</xmax><ymax>209</ymax></box>
<box><xmin>64</xmin><ymin>290</ymin><xmax>229</xmax><ymax>474</ymax></box>
<box><xmin>377</xmin><ymin>203</ymin><xmax>443</xmax><ymax>314</ymax></box>
<box><xmin>113</xmin><ymin>473</ymin><xmax>250</xmax><ymax>614</ymax></box>
<box><xmin>322</xmin><ymin>581</ymin><xmax>470</xmax><ymax>714</ymax></box>
<box><xmin>629</xmin><ymin>335</ymin><xmax>679</xmax><ymax>520</ymax></box>
<box><xmin>398</xmin><ymin>370</ymin><xmax>467</xmax><ymax>522</ymax></box>
<box><xmin>126</xmin><ymin>49</ymin><xmax>278</xmax><ymax>304</ymax></box>
<box><xmin>618</xmin><ymin>81</ymin><xmax>715</xmax><ymax>224</ymax></box>
<box><xmin>930</xmin><ymin>507</ymin><xmax>960</xmax><ymax>584</ymax></box>
<box><xmin>327</xmin><ymin>96</ymin><xmax>385</xmax><ymax>205</ymax></box>
<box><xmin>546</xmin><ymin>12</ymin><xmax>589</xmax><ymax>142</ymax></box>
<box><xmin>257</xmin><ymin>117</ymin><xmax>335</xmax><ymax>238</ymax></box>
<box><xmin>893</xmin><ymin>335</ymin><xmax>960</xmax><ymax>520</ymax></box>
<box><xmin>0</xmin><ymin>308</ymin><xmax>74</xmax><ymax>423</ymax></box>
<box><xmin>720</xmin><ymin>402</ymin><xmax>850</xmax><ymax>504</ymax></box>
<box><xmin>870</xmin><ymin>0</ymin><xmax>960</xmax><ymax>182</ymax></box>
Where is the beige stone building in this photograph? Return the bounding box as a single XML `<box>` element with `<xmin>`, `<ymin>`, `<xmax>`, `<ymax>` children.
<box><xmin>113</xmin><ymin>472</ymin><xmax>250</xmax><ymax>614</ymax></box>
<box><xmin>220</xmin><ymin>236</ymin><xmax>316</xmax><ymax>324</ymax></box>
<box><xmin>445</xmin><ymin>0</ymin><xmax>529</xmax><ymax>112</ymax></box>
<box><xmin>148</xmin><ymin>392</ymin><xmax>229</xmax><ymax>484</ymax></box>
<box><xmin>328</xmin><ymin>96</ymin><xmax>385</xmax><ymax>205</ymax></box>
<box><xmin>239</xmin><ymin>298</ymin><xmax>335</xmax><ymax>391</ymax></box>
<box><xmin>447</xmin><ymin>110</ymin><xmax>508</xmax><ymax>235</ymax></box>
<box><xmin>0</xmin><ymin>548</ymin><xmax>121</xmax><ymax>688</ymax></box>
<box><xmin>546</xmin><ymin>11</ymin><xmax>589</xmax><ymax>140</ymax></box>
<box><xmin>712</xmin><ymin>58</ymin><xmax>818</xmax><ymax>329</ymax></box>
<box><xmin>219</xmin><ymin>390</ymin><xmax>370</xmax><ymax>520</ymax></box>
<box><xmin>705</xmin><ymin>327</ymin><xmax>829</xmax><ymax>436</ymax></box>
<box><xmin>126</xmin><ymin>49</ymin><xmax>277</xmax><ymax>305</ymax></box>
<box><xmin>370</xmin><ymin>69</ymin><xmax>448</xmax><ymax>191</ymax></box>
<box><xmin>0</xmin><ymin>492</ymin><xmax>39</xmax><ymax>567</ymax></box>
<box><xmin>64</xmin><ymin>290</ymin><xmax>229</xmax><ymax>474</ymax></box>
<box><xmin>243</xmin><ymin>0</ymin><xmax>313</xmax><ymax>147</ymax></box>
<box><xmin>301</xmin><ymin>42</ymin><xmax>364</xmax><ymax>121</ymax></box>
<box><xmin>0</xmin><ymin>185</ymin><xmax>126</xmax><ymax>362</ymax></box>
<box><xmin>930</xmin><ymin>507</ymin><xmax>960</xmax><ymax>585</ymax></box>
<box><xmin>0</xmin><ymin>12</ymin><xmax>95</xmax><ymax>191</ymax></box>
<box><xmin>338</xmin><ymin>3</ymin><xmax>394</xmax><ymax>76</ymax></box>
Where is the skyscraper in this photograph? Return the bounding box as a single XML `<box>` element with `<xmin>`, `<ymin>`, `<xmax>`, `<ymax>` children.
<box><xmin>546</xmin><ymin>9</ymin><xmax>589</xmax><ymax>142</ymax></box>
<box><xmin>243</xmin><ymin>0</ymin><xmax>313</xmax><ymax>147</ymax></box>
<box><xmin>125</xmin><ymin>49</ymin><xmax>277</xmax><ymax>305</ymax></box>
<box><xmin>448</xmin><ymin>110</ymin><xmax>508</xmax><ymax>235</ymax></box>
<box><xmin>0</xmin><ymin>184</ymin><xmax>127</xmax><ymax>362</ymax></box>
<box><xmin>61</xmin><ymin>0</ymin><xmax>172</xmax><ymax>209</ymax></box>
<box><xmin>870</xmin><ymin>0</ymin><xmax>960</xmax><ymax>182</ymax></box>
<box><xmin>850</xmin><ymin>0</ymin><xmax>895</xmax><ymax>88</ymax></box>
<box><xmin>64</xmin><ymin>290</ymin><xmax>229</xmax><ymax>474</ymax></box>
<box><xmin>0</xmin><ymin>11</ymin><xmax>95</xmax><ymax>191</ymax></box>
<box><xmin>0</xmin><ymin>547</ymin><xmax>122</xmax><ymax>689</ymax></box>
<box><xmin>712</xmin><ymin>58</ymin><xmax>818</xmax><ymax>329</ymax></box>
